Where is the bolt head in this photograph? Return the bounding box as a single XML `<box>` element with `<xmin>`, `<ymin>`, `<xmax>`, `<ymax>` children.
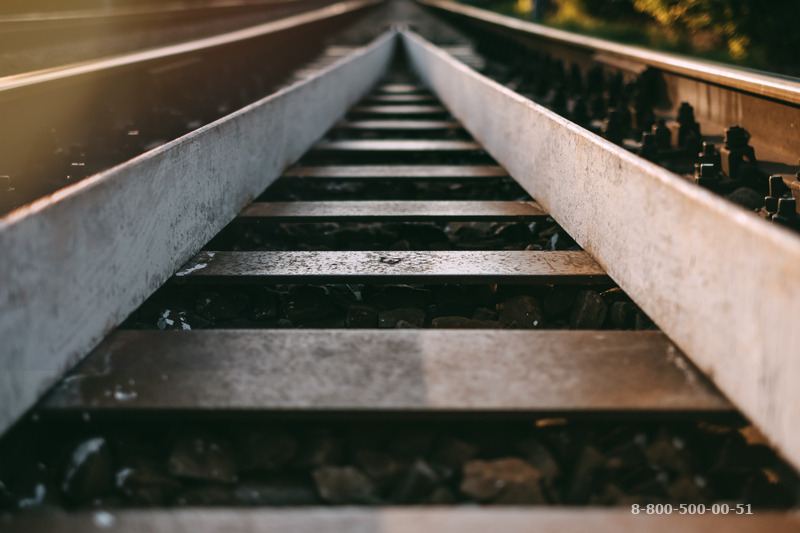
<box><xmin>678</xmin><ymin>102</ymin><xmax>695</xmax><ymax>122</ymax></box>
<box><xmin>777</xmin><ymin>197</ymin><xmax>797</xmax><ymax>216</ymax></box>
<box><xmin>765</xmin><ymin>196</ymin><xmax>779</xmax><ymax>213</ymax></box>
<box><xmin>697</xmin><ymin>163</ymin><xmax>717</xmax><ymax>178</ymax></box>
<box><xmin>725</xmin><ymin>125</ymin><xmax>749</xmax><ymax>146</ymax></box>
<box><xmin>769</xmin><ymin>175</ymin><xmax>785</xmax><ymax>197</ymax></box>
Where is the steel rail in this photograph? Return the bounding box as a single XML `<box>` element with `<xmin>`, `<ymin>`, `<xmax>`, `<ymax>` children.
<box><xmin>0</xmin><ymin>23</ymin><xmax>793</xmax><ymax>526</ymax></box>
<box><xmin>402</xmin><ymin>29</ymin><xmax>800</xmax><ymax>471</ymax></box>
<box><xmin>0</xmin><ymin>29</ymin><xmax>398</xmax><ymax>438</ymax></box>
<box><xmin>0</xmin><ymin>0</ymin><xmax>381</xmax><ymax>214</ymax></box>
<box><xmin>0</xmin><ymin>0</ymin><xmax>379</xmax><ymax>96</ymax></box>
<box><xmin>0</xmin><ymin>0</ymin><xmax>343</xmax><ymax>81</ymax></box>
<box><xmin>0</xmin><ymin>0</ymin><xmax>326</xmax><ymax>27</ymax></box>
<box><xmin>418</xmin><ymin>0</ymin><xmax>800</xmax><ymax>106</ymax></box>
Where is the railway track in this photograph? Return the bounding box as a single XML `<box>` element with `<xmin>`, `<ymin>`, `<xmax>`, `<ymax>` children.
<box><xmin>2</xmin><ymin>0</ymin><xmax>800</xmax><ymax>530</ymax></box>
<box><xmin>423</xmin><ymin>0</ymin><xmax>800</xmax><ymax>223</ymax></box>
<box><xmin>0</xmin><ymin>0</ymin><xmax>341</xmax><ymax>77</ymax></box>
<box><xmin>0</xmin><ymin>0</ymin><xmax>380</xmax><ymax>214</ymax></box>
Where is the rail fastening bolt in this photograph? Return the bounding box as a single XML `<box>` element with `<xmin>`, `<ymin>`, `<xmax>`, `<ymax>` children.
<box><xmin>765</xmin><ymin>176</ymin><xmax>786</xmax><ymax>214</ymax></box>
<box><xmin>652</xmin><ymin>119</ymin><xmax>671</xmax><ymax>149</ymax></box>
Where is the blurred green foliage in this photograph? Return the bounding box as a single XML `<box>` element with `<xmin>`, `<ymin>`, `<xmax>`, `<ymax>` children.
<box><xmin>476</xmin><ymin>0</ymin><xmax>800</xmax><ymax>75</ymax></box>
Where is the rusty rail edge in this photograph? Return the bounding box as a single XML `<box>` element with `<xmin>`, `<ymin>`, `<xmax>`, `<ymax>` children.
<box><xmin>0</xmin><ymin>29</ymin><xmax>397</xmax><ymax>436</ymax></box>
<box><xmin>5</xmin><ymin>507</ymin><xmax>800</xmax><ymax>533</ymax></box>
<box><xmin>402</xmin><ymin>30</ymin><xmax>800</xmax><ymax>470</ymax></box>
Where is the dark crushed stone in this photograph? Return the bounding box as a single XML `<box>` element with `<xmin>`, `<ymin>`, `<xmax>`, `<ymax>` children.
<box><xmin>461</xmin><ymin>457</ymin><xmax>545</xmax><ymax>504</ymax></box>
<box><xmin>434</xmin><ymin>285</ymin><xmax>473</xmax><ymax>313</ymax></box>
<box><xmin>156</xmin><ymin>309</ymin><xmax>206</xmax><ymax>331</ymax></box>
<box><xmin>1</xmin><ymin>417</ymin><xmax>797</xmax><ymax>510</ymax></box>
<box><xmin>313</xmin><ymin>466</ymin><xmax>378</xmax><ymax>504</ymax></box>
<box><xmin>471</xmin><ymin>307</ymin><xmax>497</xmax><ymax>321</ymax></box>
<box><xmin>497</xmin><ymin>295</ymin><xmax>544</xmax><ymax>329</ymax></box>
<box><xmin>390</xmin><ymin>459</ymin><xmax>440</xmax><ymax>504</ymax></box>
<box><xmin>196</xmin><ymin>291</ymin><xmax>249</xmax><ymax>321</ymax></box>
<box><xmin>387</xmin><ymin>429</ymin><xmax>437</xmax><ymax>460</ymax></box>
<box><xmin>115</xmin><ymin>457</ymin><xmax>181</xmax><ymax>506</ymax></box>
<box><xmin>539</xmin><ymin>222</ymin><xmax>579</xmax><ymax>251</ymax></box>
<box><xmin>234</xmin><ymin>476</ymin><xmax>318</xmax><ymax>506</ymax></box>
<box><xmin>284</xmin><ymin>286</ymin><xmax>337</xmax><ymax>323</ymax></box>
<box><xmin>248</xmin><ymin>288</ymin><xmax>280</xmax><ymax>321</ymax></box>
<box><xmin>514</xmin><ymin>437</ymin><xmax>561</xmax><ymax>480</ymax></box>
<box><xmin>0</xmin><ymin>480</ymin><xmax>14</xmax><ymax>509</ymax></box>
<box><xmin>8</xmin><ymin>462</ymin><xmax>57</xmax><ymax>510</ymax></box>
<box><xmin>369</xmin><ymin>285</ymin><xmax>432</xmax><ymax>310</ymax></box>
<box><xmin>378</xmin><ymin>308</ymin><xmax>426</xmax><ymax>328</ymax></box>
<box><xmin>396</xmin><ymin>224</ymin><xmax>449</xmax><ymax>246</ymax></box>
<box><xmin>726</xmin><ymin>187</ymin><xmax>766</xmax><ymax>210</ymax></box>
<box><xmin>354</xmin><ymin>450</ymin><xmax>406</xmax><ymax>488</ymax></box>
<box><xmin>60</xmin><ymin>437</ymin><xmax>113</xmax><ymax>505</ymax></box>
<box><xmin>389</xmin><ymin>239</ymin><xmax>411</xmax><ymax>251</ymax></box>
<box><xmin>257</xmin><ymin>178</ymin><xmax>530</xmax><ymax>203</ymax></box>
<box><xmin>120</xmin><ymin>282</ymin><xmax>658</xmax><ymax>331</ymax></box>
<box><xmin>567</xmin><ymin>445</ymin><xmax>606</xmax><ymax>504</ymax></box>
<box><xmin>542</xmin><ymin>286</ymin><xmax>577</xmax><ymax>318</ymax></box>
<box><xmin>345</xmin><ymin>304</ymin><xmax>379</xmax><ymax>328</ymax></box>
<box><xmin>167</xmin><ymin>434</ymin><xmax>237</xmax><ymax>484</ymax></box>
<box><xmin>426</xmin><ymin>486</ymin><xmax>457</xmax><ymax>504</ymax></box>
<box><xmin>291</xmin><ymin>430</ymin><xmax>344</xmax><ymax>469</ymax></box>
<box><xmin>431</xmin><ymin>316</ymin><xmax>503</xmax><ymax>328</ymax></box>
<box><xmin>667</xmin><ymin>476</ymin><xmax>708</xmax><ymax>502</ymax></box>
<box><xmin>609</xmin><ymin>301</ymin><xmax>638</xmax><ymax>329</ymax></box>
<box><xmin>494</xmin><ymin>222</ymin><xmax>534</xmax><ymax>242</ymax></box>
<box><xmin>635</xmin><ymin>312</ymin><xmax>658</xmax><ymax>330</ymax></box>
<box><xmin>175</xmin><ymin>485</ymin><xmax>238</xmax><ymax>506</ymax></box>
<box><xmin>599</xmin><ymin>287</ymin><xmax>629</xmax><ymax>303</ymax></box>
<box><xmin>569</xmin><ymin>290</ymin><xmax>608</xmax><ymax>329</ymax></box>
<box><xmin>432</xmin><ymin>437</ymin><xmax>480</xmax><ymax>470</ymax></box>
<box><xmin>236</xmin><ymin>429</ymin><xmax>297</xmax><ymax>472</ymax></box>
<box><xmin>206</xmin><ymin>219</ymin><xmax>578</xmax><ymax>253</ymax></box>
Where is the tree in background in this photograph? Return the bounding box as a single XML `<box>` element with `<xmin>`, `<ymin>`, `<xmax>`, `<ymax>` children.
<box><xmin>632</xmin><ymin>0</ymin><xmax>752</xmax><ymax>59</ymax></box>
<box><xmin>511</xmin><ymin>0</ymin><xmax>800</xmax><ymax>73</ymax></box>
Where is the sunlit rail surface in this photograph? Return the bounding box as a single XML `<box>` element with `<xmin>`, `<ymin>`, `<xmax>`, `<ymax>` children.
<box><xmin>0</xmin><ymin>0</ymin><xmax>345</xmax><ymax>76</ymax></box>
<box><xmin>1</xmin><ymin>1</ymin><xmax>800</xmax><ymax>531</ymax></box>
